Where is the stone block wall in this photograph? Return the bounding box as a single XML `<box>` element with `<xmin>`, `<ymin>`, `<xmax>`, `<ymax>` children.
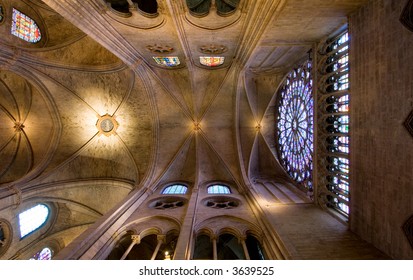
<box><xmin>349</xmin><ymin>0</ymin><xmax>413</xmax><ymax>259</ymax></box>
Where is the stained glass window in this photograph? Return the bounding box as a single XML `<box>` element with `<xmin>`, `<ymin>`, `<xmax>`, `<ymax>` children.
<box><xmin>200</xmin><ymin>57</ymin><xmax>225</xmax><ymax>67</ymax></box>
<box><xmin>18</xmin><ymin>204</ymin><xmax>49</xmax><ymax>238</ymax></box>
<box><xmin>153</xmin><ymin>57</ymin><xmax>180</xmax><ymax>67</ymax></box>
<box><xmin>162</xmin><ymin>184</ymin><xmax>188</xmax><ymax>194</ymax></box>
<box><xmin>30</xmin><ymin>247</ymin><xmax>52</xmax><ymax>260</ymax></box>
<box><xmin>276</xmin><ymin>60</ymin><xmax>313</xmax><ymax>184</ymax></box>
<box><xmin>207</xmin><ymin>184</ymin><xmax>231</xmax><ymax>194</ymax></box>
<box><xmin>11</xmin><ymin>8</ymin><xmax>41</xmax><ymax>43</ymax></box>
<box><xmin>318</xmin><ymin>31</ymin><xmax>350</xmax><ymax>215</ymax></box>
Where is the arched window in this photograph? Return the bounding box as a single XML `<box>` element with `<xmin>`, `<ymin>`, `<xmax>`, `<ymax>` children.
<box><xmin>216</xmin><ymin>0</ymin><xmax>239</xmax><ymax>16</ymax></box>
<box><xmin>207</xmin><ymin>184</ymin><xmax>231</xmax><ymax>194</ymax></box>
<box><xmin>186</xmin><ymin>0</ymin><xmax>211</xmax><ymax>17</ymax></box>
<box><xmin>30</xmin><ymin>247</ymin><xmax>53</xmax><ymax>260</ymax></box>
<box><xmin>275</xmin><ymin>59</ymin><xmax>313</xmax><ymax>186</ymax></box>
<box><xmin>193</xmin><ymin>234</ymin><xmax>213</xmax><ymax>259</ymax></box>
<box><xmin>200</xmin><ymin>57</ymin><xmax>225</xmax><ymax>67</ymax></box>
<box><xmin>136</xmin><ymin>0</ymin><xmax>158</xmax><ymax>15</ymax></box>
<box><xmin>108</xmin><ymin>232</ymin><xmax>178</xmax><ymax>260</ymax></box>
<box><xmin>217</xmin><ymin>233</ymin><xmax>245</xmax><ymax>260</ymax></box>
<box><xmin>18</xmin><ymin>204</ymin><xmax>49</xmax><ymax>238</ymax></box>
<box><xmin>245</xmin><ymin>235</ymin><xmax>265</xmax><ymax>260</ymax></box>
<box><xmin>11</xmin><ymin>8</ymin><xmax>41</xmax><ymax>43</ymax></box>
<box><xmin>162</xmin><ymin>184</ymin><xmax>188</xmax><ymax>194</ymax></box>
<box><xmin>317</xmin><ymin>30</ymin><xmax>350</xmax><ymax>215</ymax></box>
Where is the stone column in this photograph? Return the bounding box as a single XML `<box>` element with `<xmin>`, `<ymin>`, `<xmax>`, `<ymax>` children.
<box><xmin>120</xmin><ymin>235</ymin><xmax>140</xmax><ymax>260</ymax></box>
<box><xmin>150</xmin><ymin>235</ymin><xmax>166</xmax><ymax>260</ymax></box>
<box><xmin>241</xmin><ymin>237</ymin><xmax>250</xmax><ymax>260</ymax></box>
<box><xmin>212</xmin><ymin>236</ymin><xmax>218</xmax><ymax>260</ymax></box>
<box><xmin>173</xmin><ymin>189</ymin><xmax>199</xmax><ymax>259</ymax></box>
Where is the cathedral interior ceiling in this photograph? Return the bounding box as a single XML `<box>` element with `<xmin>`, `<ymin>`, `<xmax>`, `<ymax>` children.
<box><xmin>0</xmin><ymin>0</ymin><xmax>370</xmax><ymax>246</ymax></box>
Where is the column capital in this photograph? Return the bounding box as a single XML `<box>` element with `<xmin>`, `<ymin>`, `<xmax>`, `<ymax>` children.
<box><xmin>131</xmin><ymin>235</ymin><xmax>141</xmax><ymax>244</ymax></box>
<box><xmin>157</xmin><ymin>234</ymin><xmax>166</xmax><ymax>243</ymax></box>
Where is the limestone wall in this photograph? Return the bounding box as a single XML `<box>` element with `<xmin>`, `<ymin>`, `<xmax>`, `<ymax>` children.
<box><xmin>349</xmin><ymin>0</ymin><xmax>413</xmax><ymax>259</ymax></box>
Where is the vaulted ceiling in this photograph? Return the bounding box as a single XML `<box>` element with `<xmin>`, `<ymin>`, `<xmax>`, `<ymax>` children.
<box><xmin>0</xmin><ymin>0</ymin><xmax>369</xmax><ymax>252</ymax></box>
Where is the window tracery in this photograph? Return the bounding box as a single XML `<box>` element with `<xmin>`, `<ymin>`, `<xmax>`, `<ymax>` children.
<box><xmin>317</xmin><ymin>30</ymin><xmax>350</xmax><ymax>215</ymax></box>
<box><xmin>275</xmin><ymin>59</ymin><xmax>313</xmax><ymax>186</ymax></box>
<box><xmin>11</xmin><ymin>8</ymin><xmax>41</xmax><ymax>43</ymax></box>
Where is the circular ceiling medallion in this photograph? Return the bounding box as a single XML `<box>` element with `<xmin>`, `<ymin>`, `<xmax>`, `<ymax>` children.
<box><xmin>199</xmin><ymin>44</ymin><xmax>228</xmax><ymax>55</ymax></box>
<box><xmin>96</xmin><ymin>114</ymin><xmax>119</xmax><ymax>136</ymax></box>
<box><xmin>146</xmin><ymin>44</ymin><xmax>174</xmax><ymax>54</ymax></box>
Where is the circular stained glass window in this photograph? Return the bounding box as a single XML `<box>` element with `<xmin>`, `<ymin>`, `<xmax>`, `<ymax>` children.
<box><xmin>276</xmin><ymin>60</ymin><xmax>313</xmax><ymax>183</ymax></box>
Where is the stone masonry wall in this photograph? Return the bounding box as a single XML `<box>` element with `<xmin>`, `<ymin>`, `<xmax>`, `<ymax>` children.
<box><xmin>349</xmin><ymin>0</ymin><xmax>413</xmax><ymax>259</ymax></box>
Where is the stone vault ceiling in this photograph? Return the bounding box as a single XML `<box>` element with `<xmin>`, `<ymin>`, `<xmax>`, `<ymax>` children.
<box><xmin>0</xmin><ymin>0</ymin><xmax>369</xmax><ymax>248</ymax></box>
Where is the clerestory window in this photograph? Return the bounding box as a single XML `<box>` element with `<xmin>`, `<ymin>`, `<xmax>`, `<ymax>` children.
<box><xmin>162</xmin><ymin>184</ymin><xmax>188</xmax><ymax>195</ymax></box>
<box><xmin>30</xmin><ymin>247</ymin><xmax>53</xmax><ymax>260</ymax></box>
<box><xmin>11</xmin><ymin>8</ymin><xmax>41</xmax><ymax>43</ymax></box>
<box><xmin>18</xmin><ymin>204</ymin><xmax>49</xmax><ymax>238</ymax></box>
<box><xmin>318</xmin><ymin>30</ymin><xmax>350</xmax><ymax>215</ymax></box>
<box><xmin>207</xmin><ymin>184</ymin><xmax>231</xmax><ymax>194</ymax></box>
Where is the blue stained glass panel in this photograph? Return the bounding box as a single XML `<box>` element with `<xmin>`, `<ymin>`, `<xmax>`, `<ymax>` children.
<box><xmin>207</xmin><ymin>184</ymin><xmax>231</xmax><ymax>194</ymax></box>
<box><xmin>162</xmin><ymin>184</ymin><xmax>188</xmax><ymax>194</ymax></box>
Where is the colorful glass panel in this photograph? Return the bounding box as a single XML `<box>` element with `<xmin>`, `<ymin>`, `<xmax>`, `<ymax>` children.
<box><xmin>18</xmin><ymin>204</ymin><xmax>49</xmax><ymax>238</ymax></box>
<box><xmin>30</xmin><ymin>247</ymin><xmax>52</xmax><ymax>260</ymax></box>
<box><xmin>11</xmin><ymin>8</ymin><xmax>41</xmax><ymax>43</ymax></box>
<box><xmin>207</xmin><ymin>184</ymin><xmax>231</xmax><ymax>194</ymax></box>
<box><xmin>276</xmin><ymin>60</ymin><xmax>313</xmax><ymax>183</ymax></box>
<box><xmin>153</xmin><ymin>56</ymin><xmax>180</xmax><ymax>67</ymax></box>
<box><xmin>162</xmin><ymin>184</ymin><xmax>188</xmax><ymax>194</ymax></box>
<box><xmin>200</xmin><ymin>56</ymin><xmax>225</xmax><ymax>67</ymax></box>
